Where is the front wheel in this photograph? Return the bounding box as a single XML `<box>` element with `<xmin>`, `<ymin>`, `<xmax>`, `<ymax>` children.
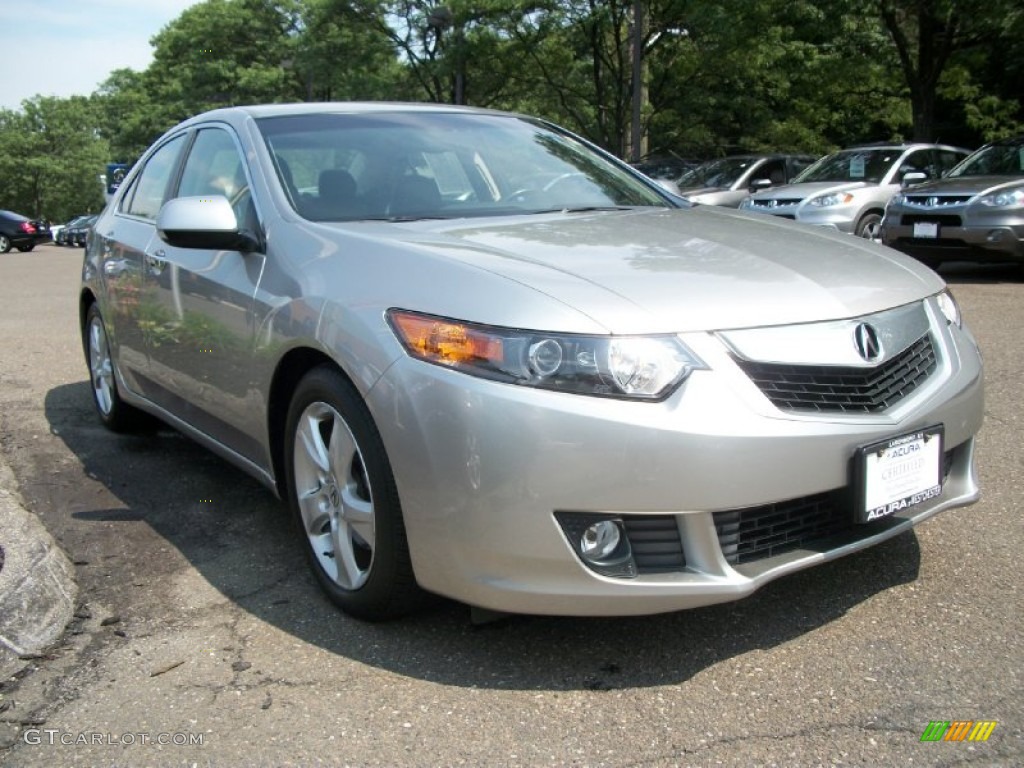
<box><xmin>856</xmin><ymin>212</ymin><xmax>883</xmax><ymax>240</ymax></box>
<box><xmin>84</xmin><ymin>303</ymin><xmax>150</xmax><ymax>432</ymax></box>
<box><xmin>284</xmin><ymin>365</ymin><xmax>421</xmax><ymax>620</ymax></box>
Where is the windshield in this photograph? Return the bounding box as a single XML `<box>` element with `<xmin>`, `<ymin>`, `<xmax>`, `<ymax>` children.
<box><xmin>677</xmin><ymin>157</ymin><xmax>756</xmax><ymax>188</ymax></box>
<box><xmin>948</xmin><ymin>139</ymin><xmax>1024</xmax><ymax>177</ymax></box>
<box><xmin>793</xmin><ymin>149</ymin><xmax>901</xmax><ymax>185</ymax></box>
<box><xmin>257</xmin><ymin>112</ymin><xmax>671</xmax><ymax>222</ymax></box>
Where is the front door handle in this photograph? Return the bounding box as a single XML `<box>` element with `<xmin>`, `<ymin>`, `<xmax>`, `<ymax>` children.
<box><xmin>146</xmin><ymin>250</ymin><xmax>167</xmax><ymax>276</ymax></box>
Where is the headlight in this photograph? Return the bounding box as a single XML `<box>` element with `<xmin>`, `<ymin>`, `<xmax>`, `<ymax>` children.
<box><xmin>387</xmin><ymin>310</ymin><xmax>706</xmax><ymax>400</ymax></box>
<box><xmin>809</xmin><ymin>192</ymin><xmax>855</xmax><ymax>207</ymax></box>
<box><xmin>976</xmin><ymin>186</ymin><xmax>1024</xmax><ymax>208</ymax></box>
<box><xmin>936</xmin><ymin>290</ymin><xmax>961</xmax><ymax>327</ymax></box>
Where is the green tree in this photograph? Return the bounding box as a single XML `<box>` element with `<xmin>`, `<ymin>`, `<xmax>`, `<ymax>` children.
<box><xmin>145</xmin><ymin>0</ymin><xmax>304</xmax><ymax>121</ymax></box>
<box><xmin>291</xmin><ymin>0</ymin><xmax>406</xmax><ymax>101</ymax></box>
<box><xmin>868</xmin><ymin>0</ymin><xmax>1023</xmax><ymax>142</ymax></box>
<box><xmin>0</xmin><ymin>97</ymin><xmax>108</xmax><ymax>222</ymax></box>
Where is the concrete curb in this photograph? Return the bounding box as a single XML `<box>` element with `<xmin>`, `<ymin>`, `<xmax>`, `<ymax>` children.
<box><xmin>0</xmin><ymin>457</ymin><xmax>77</xmax><ymax>657</ymax></box>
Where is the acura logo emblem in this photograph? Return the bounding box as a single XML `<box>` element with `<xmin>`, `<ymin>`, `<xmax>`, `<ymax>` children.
<box><xmin>854</xmin><ymin>323</ymin><xmax>883</xmax><ymax>361</ymax></box>
<box><xmin>927</xmin><ymin>196</ymin><xmax>938</xmax><ymax>207</ymax></box>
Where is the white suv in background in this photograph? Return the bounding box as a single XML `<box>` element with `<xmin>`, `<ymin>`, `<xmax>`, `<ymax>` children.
<box><xmin>740</xmin><ymin>143</ymin><xmax>969</xmax><ymax>239</ymax></box>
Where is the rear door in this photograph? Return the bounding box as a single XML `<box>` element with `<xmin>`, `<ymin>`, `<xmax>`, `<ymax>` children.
<box><xmin>97</xmin><ymin>133</ymin><xmax>187</xmax><ymax>394</ymax></box>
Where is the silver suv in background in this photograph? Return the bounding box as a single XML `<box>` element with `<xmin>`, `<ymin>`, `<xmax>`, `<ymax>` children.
<box><xmin>739</xmin><ymin>143</ymin><xmax>970</xmax><ymax>238</ymax></box>
<box><xmin>881</xmin><ymin>135</ymin><xmax>1024</xmax><ymax>265</ymax></box>
<box><xmin>677</xmin><ymin>154</ymin><xmax>817</xmax><ymax>208</ymax></box>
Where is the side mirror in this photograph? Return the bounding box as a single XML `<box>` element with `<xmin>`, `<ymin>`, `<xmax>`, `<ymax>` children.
<box><xmin>750</xmin><ymin>178</ymin><xmax>773</xmax><ymax>191</ymax></box>
<box><xmin>901</xmin><ymin>171</ymin><xmax>927</xmax><ymax>188</ymax></box>
<box><xmin>156</xmin><ymin>196</ymin><xmax>261</xmax><ymax>252</ymax></box>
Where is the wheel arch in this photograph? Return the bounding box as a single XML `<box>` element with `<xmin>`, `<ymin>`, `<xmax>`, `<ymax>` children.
<box><xmin>79</xmin><ymin>289</ymin><xmax>97</xmax><ymax>351</ymax></box>
<box><xmin>266</xmin><ymin>346</ymin><xmax>359</xmax><ymax>498</ymax></box>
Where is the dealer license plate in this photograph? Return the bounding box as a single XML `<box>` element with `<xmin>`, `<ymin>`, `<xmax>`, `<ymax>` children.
<box><xmin>856</xmin><ymin>426</ymin><xmax>943</xmax><ymax>523</ymax></box>
<box><xmin>913</xmin><ymin>221</ymin><xmax>939</xmax><ymax>238</ymax></box>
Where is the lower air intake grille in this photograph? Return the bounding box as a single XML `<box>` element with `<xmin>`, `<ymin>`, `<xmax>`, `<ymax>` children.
<box><xmin>713</xmin><ymin>490</ymin><xmax>851</xmax><ymax>565</ymax></box>
<box><xmin>713</xmin><ymin>448</ymin><xmax>954</xmax><ymax>565</ymax></box>
<box><xmin>735</xmin><ymin>334</ymin><xmax>937</xmax><ymax>413</ymax></box>
<box><xmin>622</xmin><ymin>516</ymin><xmax>686</xmax><ymax>573</ymax></box>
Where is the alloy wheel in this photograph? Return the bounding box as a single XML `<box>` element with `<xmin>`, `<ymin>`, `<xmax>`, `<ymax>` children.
<box><xmin>292</xmin><ymin>401</ymin><xmax>376</xmax><ymax>590</ymax></box>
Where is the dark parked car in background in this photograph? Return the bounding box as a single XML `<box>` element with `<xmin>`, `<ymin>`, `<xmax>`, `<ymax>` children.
<box><xmin>66</xmin><ymin>214</ymin><xmax>98</xmax><ymax>247</ymax></box>
<box><xmin>882</xmin><ymin>135</ymin><xmax>1024</xmax><ymax>265</ymax></box>
<box><xmin>54</xmin><ymin>214</ymin><xmax>88</xmax><ymax>246</ymax></box>
<box><xmin>740</xmin><ymin>143</ymin><xmax>970</xmax><ymax>239</ymax></box>
<box><xmin>677</xmin><ymin>154</ymin><xmax>818</xmax><ymax>207</ymax></box>
<box><xmin>0</xmin><ymin>210</ymin><xmax>51</xmax><ymax>252</ymax></box>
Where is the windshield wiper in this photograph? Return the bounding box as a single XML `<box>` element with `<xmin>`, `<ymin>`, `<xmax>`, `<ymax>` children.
<box><xmin>533</xmin><ymin>205</ymin><xmax>636</xmax><ymax>215</ymax></box>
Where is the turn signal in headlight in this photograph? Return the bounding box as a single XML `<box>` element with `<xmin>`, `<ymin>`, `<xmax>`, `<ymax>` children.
<box><xmin>387</xmin><ymin>310</ymin><xmax>706</xmax><ymax>400</ymax></box>
<box><xmin>809</xmin><ymin>192</ymin><xmax>855</xmax><ymax>207</ymax></box>
<box><xmin>936</xmin><ymin>290</ymin><xmax>961</xmax><ymax>327</ymax></box>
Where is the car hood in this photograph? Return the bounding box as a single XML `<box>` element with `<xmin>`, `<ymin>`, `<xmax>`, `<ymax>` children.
<box><xmin>362</xmin><ymin>207</ymin><xmax>942</xmax><ymax>333</ymax></box>
<box><xmin>750</xmin><ymin>181</ymin><xmax>873</xmax><ymax>201</ymax></box>
<box><xmin>902</xmin><ymin>175</ymin><xmax>1024</xmax><ymax>196</ymax></box>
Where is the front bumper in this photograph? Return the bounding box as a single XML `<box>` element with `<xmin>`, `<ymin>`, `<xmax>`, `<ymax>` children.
<box><xmin>882</xmin><ymin>211</ymin><xmax>1024</xmax><ymax>262</ymax></box>
<box><xmin>742</xmin><ymin>202</ymin><xmax>860</xmax><ymax>233</ymax></box>
<box><xmin>367</xmin><ymin>312</ymin><xmax>984</xmax><ymax>616</ymax></box>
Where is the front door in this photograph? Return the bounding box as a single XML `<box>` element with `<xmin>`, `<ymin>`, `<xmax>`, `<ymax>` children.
<box><xmin>142</xmin><ymin>126</ymin><xmax>267</xmax><ymax>463</ymax></box>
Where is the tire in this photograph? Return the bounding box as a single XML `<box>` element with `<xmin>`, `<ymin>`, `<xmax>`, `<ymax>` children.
<box><xmin>0</xmin><ymin>234</ymin><xmax>11</xmax><ymax>253</ymax></box>
<box><xmin>856</xmin><ymin>212</ymin><xmax>883</xmax><ymax>240</ymax></box>
<box><xmin>284</xmin><ymin>365</ymin><xmax>421</xmax><ymax>620</ymax></box>
<box><xmin>84</xmin><ymin>303</ymin><xmax>150</xmax><ymax>432</ymax></box>
<box><xmin>16</xmin><ymin>244</ymin><xmax>34</xmax><ymax>252</ymax></box>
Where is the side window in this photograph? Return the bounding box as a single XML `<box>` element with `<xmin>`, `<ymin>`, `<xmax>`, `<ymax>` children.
<box><xmin>177</xmin><ymin>128</ymin><xmax>257</xmax><ymax>233</ymax></box>
<box><xmin>757</xmin><ymin>159</ymin><xmax>786</xmax><ymax>186</ymax></box>
<box><xmin>178</xmin><ymin>128</ymin><xmax>245</xmax><ymax>200</ymax></box>
<box><xmin>124</xmin><ymin>135</ymin><xmax>186</xmax><ymax>219</ymax></box>
<box><xmin>935</xmin><ymin>150</ymin><xmax>965</xmax><ymax>175</ymax></box>
<box><xmin>788</xmin><ymin>156</ymin><xmax>814</xmax><ymax>179</ymax></box>
<box><xmin>900</xmin><ymin>149</ymin><xmax>934</xmax><ymax>180</ymax></box>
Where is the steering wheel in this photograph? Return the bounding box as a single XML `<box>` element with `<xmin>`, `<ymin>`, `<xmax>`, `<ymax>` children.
<box><xmin>542</xmin><ymin>172</ymin><xmax>588</xmax><ymax>192</ymax></box>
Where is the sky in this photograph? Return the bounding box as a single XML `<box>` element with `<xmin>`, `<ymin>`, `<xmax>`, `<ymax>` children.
<box><xmin>0</xmin><ymin>0</ymin><xmax>205</xmax><ymax>111</ymax></box>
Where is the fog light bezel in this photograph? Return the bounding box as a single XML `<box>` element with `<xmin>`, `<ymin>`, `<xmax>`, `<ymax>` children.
<box><xmin>554</xmin><ymin>512</ymin><xmax>637</xmax><ymax>578</ymax></box>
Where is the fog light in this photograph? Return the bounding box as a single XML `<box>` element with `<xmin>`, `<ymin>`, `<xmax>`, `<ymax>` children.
<box><xmin>554</xmin><ymin>512</ymin><xmax>637</xmax><ymax>578</ymax></box>
<box><xmin>986</xmin><ymin>230</ymin><xmax>1005</xmax><ymax>243</ymax></box>
<box><xmin>580</xmin><ymin>520</ymin><xmax>620</xmax><ymax>560</ymax></box>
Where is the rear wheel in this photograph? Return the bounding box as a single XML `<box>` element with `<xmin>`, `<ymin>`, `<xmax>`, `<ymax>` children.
<box><xmin>856</xmin><ymin>212</ymin><xmax>883</xmax><ymax>240</ymax></box>
<box><xmin>0</xmin><ymin>235</ymin><xmax>11</xmax><ymax>253</ymax></box>
<box><xmin>84</xmin><ymin>303</ymin><xmax>150</xmax><ymax>432</ymax></box>
<box><xmin>16</xmin><ymin>244</ymin><xmax>34</xmax><ymax>252</ymax></box>
<box><xmin>284</xmin><ymin>365</ymin><xmax>421</xmax><ymax>620</ymax></box>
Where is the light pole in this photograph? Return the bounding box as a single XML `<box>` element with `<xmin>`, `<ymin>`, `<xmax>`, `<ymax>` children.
<box><xmin>629</xmin><ymin>0</ymin><xmax>646</xmax><ymax>163</ymax></box>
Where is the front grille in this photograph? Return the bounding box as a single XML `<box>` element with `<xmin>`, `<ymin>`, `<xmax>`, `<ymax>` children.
<box><xmin>751</xmin><ymin>199</ymin><xmax>802</xmax><ymax>208</ymax></box>
<box><xmin>735</xmin><ymin>334</ymin><xmax>937</xmax><ymax>413</ymax></box>
<box><xmin>622</xmin><ymin>516</ymin><xmax>686</xmax><ymax>573</ymax></box>
<box><xmin>714</xmin><ymin>489</ymin><xmax>850</xmax><ymax>565</ymax></box>
<box><xmin>904</xmin><ymin>195</ymin><xmax>972</xmax><ymax>206</ymax></box>
<box><xmin>899</xmin><ymin>214</ymin><xmax>963</xmax><ymax>227</ymax></box>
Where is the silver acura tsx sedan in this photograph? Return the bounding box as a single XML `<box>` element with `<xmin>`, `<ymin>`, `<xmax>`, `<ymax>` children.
<box><xmin>80</xmin><ymin>103</ymin><xmax>984</xmax><ymax>620</ymax></box>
